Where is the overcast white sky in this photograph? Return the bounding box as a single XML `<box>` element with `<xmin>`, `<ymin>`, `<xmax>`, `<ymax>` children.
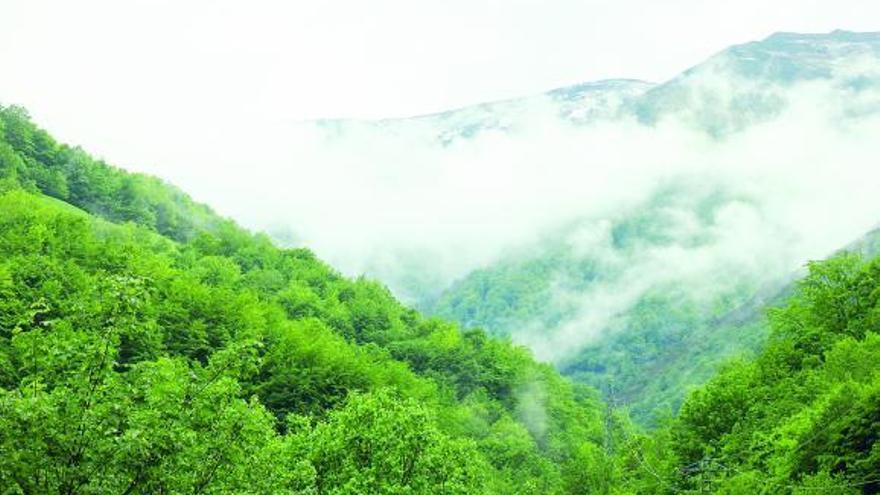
<box><xmin>1</xmin><ymin>1</ymin><xmax>878</xmax><ymax>125</ymax></box>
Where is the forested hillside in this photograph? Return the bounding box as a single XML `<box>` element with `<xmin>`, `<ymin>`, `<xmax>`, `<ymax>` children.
<box><xmin>0</xmin><ymin>105</ymin><xmax>615</xmax><ymax>494</ymax></box>
<box><xmin>659</xmin><ymin>253</ymin><xmax>880</xmax><ymax>493</ymax></box>
<box><xmin>429</xmin><ymin>184</ymin><xmax>777</xmax><ymax>423</ymax></box>
<box><xmin>1</xmin><ymin>104</ymin><xmax>879</xmax><ymax>494</ymax></box>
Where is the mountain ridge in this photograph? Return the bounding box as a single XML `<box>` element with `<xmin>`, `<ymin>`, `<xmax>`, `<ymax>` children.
<box><xmin>309</xmin><ymin>30</ymin><xmax>880</xmax><ymax>143</ymax></box>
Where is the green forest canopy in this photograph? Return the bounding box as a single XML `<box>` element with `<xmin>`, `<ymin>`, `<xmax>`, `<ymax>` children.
<box><xmin>0</xmin><ymin>104</ymin><xmax>878</xmax><ymax>493</ymax></box>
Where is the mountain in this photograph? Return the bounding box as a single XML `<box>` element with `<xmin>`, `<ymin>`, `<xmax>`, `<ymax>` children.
<box><xmin>316</xmin><ymin>30</ymin><xmax>880</xmax><ymax>142</ymax></box>
<box><xmin>633</xmin><ymin>30</ymin><xmax>880</xmax><ymax>133</ymax></box>
<box><xmin>300</xmin><ymin>31</ymin><xmax>880</xmax><ymax>424</ymax></box>
<box><xmin>431</xmin><ymin>31</ymin><xmax>880</xmax><ymax>422</ymax></box>
<box><xmin>3</xmin><ymin>31</ymin><xmax>880</xmax><ymax>493</ymax></box>
<box><xmin>314</xmin><ymin>79</ymin><xmax>652</xmax><ymax>146</ymax></box>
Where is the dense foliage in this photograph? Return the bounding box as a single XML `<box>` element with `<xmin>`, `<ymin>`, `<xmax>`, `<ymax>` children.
<box><xmin>606</xmin><ymin>253</ymin><xmax>880</xmax><ymax>493</ymax></box>
<box><xmin>0</xmin><ymin>105</ymin><xmax>221</xmax><ymax>242</ymax></box>
<box><xmin>663</xmin><ymin>253</ymin><xmax>880</xmax><ymax>492</ymax></box>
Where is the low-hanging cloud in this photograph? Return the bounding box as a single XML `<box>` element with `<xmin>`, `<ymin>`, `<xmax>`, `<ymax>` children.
<box><xmin>156</xmin><ymin>51</ymin><xmax>880</xmax><ymax>363</ymax></box>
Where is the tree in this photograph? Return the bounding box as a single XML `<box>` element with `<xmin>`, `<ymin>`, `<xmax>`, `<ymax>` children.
<box><xmin>301</xmin><ymin>389</ymin><xmax>487</xmax><ymax>495</ymax></box>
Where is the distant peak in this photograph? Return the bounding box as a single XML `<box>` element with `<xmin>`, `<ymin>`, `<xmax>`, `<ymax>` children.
<box><xmin>763</xmin><ymin>30</ymin><xmax>880</xmax><ymax>43</ymax></box>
